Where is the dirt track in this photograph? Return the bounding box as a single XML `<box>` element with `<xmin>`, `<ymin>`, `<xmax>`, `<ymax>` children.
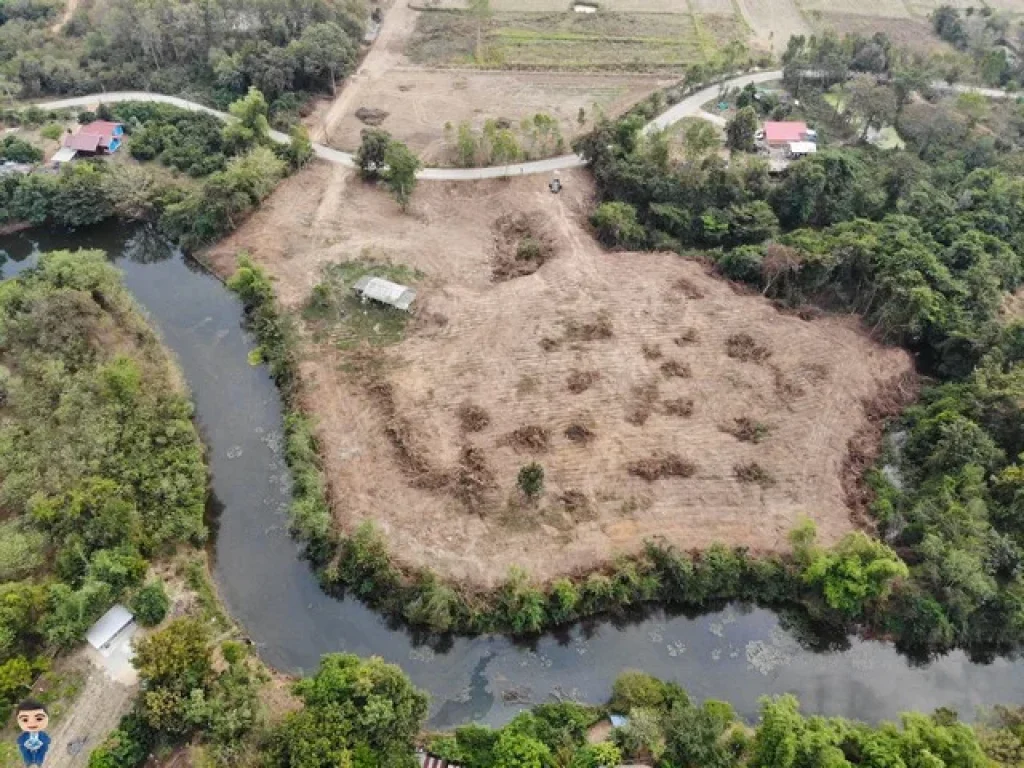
<box><xmin>208</xmin><ymin>163</ymin><xmax>913</xmax><ymax>588</ymax></box>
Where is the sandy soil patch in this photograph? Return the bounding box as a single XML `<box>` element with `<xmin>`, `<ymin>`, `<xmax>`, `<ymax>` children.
<box><xmin>37</xmin><ymin>650</ymin><xmax>138</xmax><ymax>768</ymax></box>
<box><xmin>813</xmin><ymin>12</ymin><xmax>952</xmax><ymax>52</ymax></box>
<box><xmin>209</xmin><ymin>164</ymin><xmax>913</xmax><ymax>589</ymax></box>
<box><xmin>314</xmin><ymin>69</ymin><xmax>666</xmax><ymax>162</ymax></box>
<box><xmin>692</xmin><ymin>0</ymin><xmax>736</xmax><ymax>13</ymax></box>
<box><xmin>801</xmin><ymin>0</ymin><xmax>911</xmax><ymax>17</ymax></box>
<box><xmin>734</xmin><ymin>0</ymin><xmax>809</xmax><ymax>52</ymax></box>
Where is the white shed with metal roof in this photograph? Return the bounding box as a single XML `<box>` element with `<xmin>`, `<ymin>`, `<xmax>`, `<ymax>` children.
<box><xmin>86</xmin><ymin>604</ymin><xmax>135</xmax><ymax>652</ymax></box>
<box><xmin>353</xmin><ymin>275</ymin><xmax>417</xmax><ymax>311</ymax></box>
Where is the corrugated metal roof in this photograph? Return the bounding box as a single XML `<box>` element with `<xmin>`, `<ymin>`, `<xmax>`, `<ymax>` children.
<box><xmin>85</xmin><ymin>604</ymin><xmax>134</xmax><ymax>650</ymax></box>
<box><xmin>353</xmin><ymin>275</ymin><xmax>417</xmax><ymax>311</ymax></box>
<box><xmin>64</xmin><ymin>132</ymin><xmax>101</xmax><ymax>152</ymax></box>
<box><xmin>79</xmin><ymin>120</ymin><xmax>122</xmax><ymax>136</ymax></box>
<box><xmin>764</xmin><ymin>121</ymin><xmax>808</xmax><ymax>143</ymax></box>
<box><xmin>788</xmin><ymin>141</ymin><xmax>817</xmax><ymax>154</ymax></box>
<box><xmin>51</xmin><ymin>147</ymin><xmax>77</xmax><ymax>164</ymax></box>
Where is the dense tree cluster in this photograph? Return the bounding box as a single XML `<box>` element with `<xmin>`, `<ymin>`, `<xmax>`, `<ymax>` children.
<box><xmin>1</xmin><ymin>0</ymin><xmax>365</xmax><ymax>118</ymax></box>
<box><xmin>932</xmin><ymin>5</ymin><xmax>1024</xmax><ymax>88</ymax></box>
<box><xmin>428</xmin><ymin>669</ymin><xmax>1023</xmax><ymax>768</ymax></box>
<box><xmin>571</xmin><ymin>56</ymin><xmax>1024</xmax><ymax>658</ymax></box>
<box><xmin>89</xmin><ymin>619</ymin><xmax>264</xmax><ymax>767</ymax></box>
<box><xmin>0</xmin><ymin>93</ymin><xmax>307</xmax><ymax>248</ymax></box>
<box><xmin>0</xmin><ymin>251</ymin><xmax>206</xmax><ymax>720</ymax></box>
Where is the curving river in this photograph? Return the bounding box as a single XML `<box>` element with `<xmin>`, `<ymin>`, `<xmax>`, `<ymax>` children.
<box><xmin>2</xmin><ymin>224</ymin><xmax>1022</xmax><ymax>728</ymax></box>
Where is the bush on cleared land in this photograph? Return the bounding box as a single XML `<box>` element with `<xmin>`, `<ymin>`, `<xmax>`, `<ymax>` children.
<box><xmin>567</xmin><ymin>369</ymin><xmax>600</xmax><ymax>394</ymax></box>
<box><xmin>725</xmin><ymin>332</ymin><xmax>772</xmax><ymax>363</ymax></box>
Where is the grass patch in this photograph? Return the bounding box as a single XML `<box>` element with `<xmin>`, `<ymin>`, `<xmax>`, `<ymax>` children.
<box><xmin>304</xmin><ymin>259</ymin><xmax>423</xmax><ymax>349</ymax></box>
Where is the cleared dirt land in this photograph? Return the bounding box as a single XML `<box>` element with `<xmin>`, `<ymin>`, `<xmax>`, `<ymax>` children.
<box><xmin>318</xmin><ymin>69</ymin><xmax>668</xmax><ymax>163</ymax></box>
<box><xmin>209</xmin><ymin>163</ymin><xmax>913</xmax><ymax>589</ymax></box>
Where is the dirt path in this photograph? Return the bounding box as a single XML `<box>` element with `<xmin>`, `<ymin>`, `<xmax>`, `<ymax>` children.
<box><xmin>310</xmin><ymin>0</ymin><xmax>420</xmax><ymax>144</ymax></box>
<box><xmin>43</xmin><ymin>650</ymin><xmax>137</xmax><ymax>768</ymax></box>
<box><xmin>49</xmin><ymin>0</ymin><xmax>78</xmax><ymax>33</ymax></box>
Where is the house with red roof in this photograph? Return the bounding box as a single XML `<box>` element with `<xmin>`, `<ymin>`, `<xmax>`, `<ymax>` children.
<box><xmin>59</xmin><ymin>120</ymin><xmax>124</xmax><ymax>159</ymax></box>
<box><xmin>762</xmin><ymin>121</ymin><xmax>810</xmax><ymax>147</ymax></box>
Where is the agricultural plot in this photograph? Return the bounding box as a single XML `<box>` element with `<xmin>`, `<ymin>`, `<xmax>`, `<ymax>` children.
<box><xmin>209</xmin><ymin>166</ymin><xmax>912</xmax><ymax>588</ymax></box>
<box><xmin>407</xmin><ymin>9</ymin><xmax>749</xmax><ymax>71</ymax></box>
<box><xmin>733</xmin><ymin>0</ymin><xmax>810</xmax><ymax>50</ymax></box>
<box><xmin>800</xmin><ymin>0</ymin><xmax>911</xmax><ymax>17</ymax></box>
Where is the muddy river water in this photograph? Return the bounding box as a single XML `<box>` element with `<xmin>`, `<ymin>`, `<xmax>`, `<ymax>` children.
<box><xmin>2</xmin><ymin>224</ymin><xmax>1021</xmax><ymax>728</ymax></box>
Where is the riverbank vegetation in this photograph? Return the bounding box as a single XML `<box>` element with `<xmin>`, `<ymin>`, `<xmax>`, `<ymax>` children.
<box><xmin>0</xmin><ymin>250</ymin><xmax>206</xmax><ymax>722</ymax></box>
<box><xmin>90</xmin><ymin>656</ymin><xmax>1024</xmax><ymax>768</ymax></box>
<box><xmin>0</xmin><ymin>89</ymin><xmax>310</xmax><ymax>249</ymax></box>
<box><xmin>4</xmin><ymin>0</ymin><xmax>365</xmax><ymax>124</ymax></box>
<box><xmin>572</xmin><ymin>33</ymin><xmax>1024</xmax><ymax>659</ymax></box>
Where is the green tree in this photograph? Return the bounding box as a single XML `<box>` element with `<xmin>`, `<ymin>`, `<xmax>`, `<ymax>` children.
<box><xmin>268</xmin><ymin>654</ymin><xmax>428</xmax><ymax>767</ymax></box>
<box><xmin>134</xmin><ymin>618</ymin><xmax>211</xmax><ymax>694</ymax></box>
<box><xmin>517</xmin><ymin>462</ymin><xmax>544</xmax><ymax>499</ymax></box>
<box><xmin>591</xmin><ymin>201</ymin><xmax>644</xmax><ymax>247</ymax></box>
<box><xmin>356</xmin><ymin>128</ymin><xmax>392</xmax><ymax>180</ymax></box>
<box><xmin>726</xmin><ymin>106</ymin><xmax>758</xmax><ymax>153</ymax></box>
<box><xmin>684</xmin><ymin>120</ymin><xmax>720</xmax><ymax>158</ymax></box>
<box><xmin>130</xmin><ymin>581</ymin><xmax>170</xmax><ymax>627</ymax></box>
<box><xmin>381</xmin><ymin>140</ymin><xmax>421</xmax><ymax>212</ymax></box>
<box><xmin>570</xmin><ymin>743</ymin><xmax>620</xmax><ymax>768</ymax></box>
<box><xmin>846</xmin><ymin>74</ymin><xmax>898</xmax><ymax>141</ymax></box>
<box><xmin>802</xmin><ymin>531</ymin><xmax>909</xmax><ymax>618</ymax></box>
<box><xmin>610</xmin><ymin>670</ymin><xmax>667</xmax><ymax>713</ymax></box>
<box><xmin>285</xmin><ymin>124</ymin><xmax>315</xmax><ymax>169</ymax></box>
<box><xmin>222</xmin><ymin>87</ymin><xmax>271</xmax><ymax>153</ymax></box>
<box><xmin>492</xmin><ymin>729</ymin><xmax>552</xmax><ymax>768</ymax></box>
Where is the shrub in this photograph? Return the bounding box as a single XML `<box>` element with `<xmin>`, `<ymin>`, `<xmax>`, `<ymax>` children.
<box><xmin>40</xmin><ymin>123</ymin><xmax>64</xmax><ymax>141</ymax></box>
<box><xmin>517</xmin><ymin>462</ymin><xmax>544</xmax><ymax>499</ymax></box>
<box><xmin>130</xmin><ymin>582</ymin><xmax>170</xmax><ymax>627</ymax></box>
<box><xmin>610</xmin><ymin>670</ymin><xmax>667</xmax><ymax>713</ymax></box>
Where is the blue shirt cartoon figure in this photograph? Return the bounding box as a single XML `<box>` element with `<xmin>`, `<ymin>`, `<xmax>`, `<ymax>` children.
<box><xmin>15</xmin><ymin>699</ymin><xmax>51</xmax><ymax>766</ymax></box>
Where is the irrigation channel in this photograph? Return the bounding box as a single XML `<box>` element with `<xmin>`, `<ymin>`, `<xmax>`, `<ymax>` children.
<box><xmin>2</xmin><ymin>223</ymin><xmax>1022</xmax><ymax>728</ymax></box>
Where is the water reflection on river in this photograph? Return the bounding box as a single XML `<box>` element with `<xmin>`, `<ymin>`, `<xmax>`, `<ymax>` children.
<box><xmin>2</xmin><ymin>224</ymin><xmax>1021</xmax><ymax>728</ymax></box>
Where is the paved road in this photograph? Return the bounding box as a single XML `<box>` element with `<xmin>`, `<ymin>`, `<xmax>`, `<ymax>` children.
<box><xmin>37</xmin><ymin>73</ymin><xmax>787</xmax><ymax>181</ymax></box>
<box><xmin>37</xmin><ymin>71</ymin><xmax>1011</xmax><ymax>181</ymax></box>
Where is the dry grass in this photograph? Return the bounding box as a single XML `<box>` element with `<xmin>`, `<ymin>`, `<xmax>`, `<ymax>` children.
<box><xmin>457</xmin><ymin>401</ymin><xmax>491</xmax><ymax>432</ymax></box>
<box><xmin>207</xmin><ymin>165</ymin><xmax>915</xmax><ymax>587</ymax></box>
<box><xmin>726</xmin><ymin>332</ymin><xmax>772</xmax><ymax>364</ymax></box>
<box><xmin>664</xmin><ymin>398</ymin><xmax>694</xmax><ymax>417</ymax></box>
<box><xmin>504</xmin><ymin>425</ymin><xmax>552</xmax><ymax>453</ymax></box>
<box><xmin>492</xmin><ymin>211</ymin><xmax>556</xmax><ymax>282</ymax></box>
<box><xmin>567</xmin><ymin>369</ymin><xmax>601</xmax><ymax>394</ymax></box>
<box><xmin>734</xmin><ymin>461</ymin><xmax>775</xmax><ymax>487</ymax></box>
<box><xmin>627</xmin><ymin>453</ymin><xmax>697</xmax><ymax>481</ymax></box>
<box><xmin>660</xmin><ymin>359</ymin><xmax>692</xmax><ymax>378</ymax></box>
<box><xmin>722</xmin><ymin>416</ymin><xmax>773</xmax><ymax>443</ymax></box>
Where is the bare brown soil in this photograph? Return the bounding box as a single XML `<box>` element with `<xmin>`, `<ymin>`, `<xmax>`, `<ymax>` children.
<box><xmin>812</xmin><ymin>12</ymin><xmax>953</xmax><ymax>54</ymax></box>
<box><xmin>208</xmin><ymin>163</ymin><xmax>914</xmax><ymax>588</ymax></box>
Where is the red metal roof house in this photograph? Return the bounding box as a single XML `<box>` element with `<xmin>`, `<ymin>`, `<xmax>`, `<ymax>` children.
<box><xmin>62</xmin><ymin>120</ymin><xmax>124</xmax><ymax>156</ymax></box>
<box><xmin>763</xmin><ymin>121</ymin><xmax>809</xmax><ymax>146</ymax></box>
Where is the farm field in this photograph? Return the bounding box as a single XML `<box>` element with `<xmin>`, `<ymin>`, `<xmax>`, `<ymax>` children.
<box><xmin>406</xmin><ymin>10</ymin><xmax>751</xmax><ymax>72</ymax></box>
<box><xmin>811</xmin><ymin>12</ymin><xmax>953</xmax><ymax>53</ymax></box>
<box><xmin>207</xmin><ymin>162</ymin><xmax>913</xmax><ymax>588</ymax></box>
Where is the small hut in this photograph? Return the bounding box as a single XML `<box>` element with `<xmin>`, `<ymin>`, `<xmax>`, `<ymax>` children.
<box><xmin>353</xmin><ymin>275</ymin><xmax>417</xmax><ymax>311</ymax></box>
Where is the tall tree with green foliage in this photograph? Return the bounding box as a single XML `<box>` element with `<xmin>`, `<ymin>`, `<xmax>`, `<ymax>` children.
<box><xmin>726</xmin><ymin>106</ymin><xmax>759</xmax><ymax>153</ymax></box>
<box><xmin>223</xmin><ymin>87</ymin><xmax>271</xmax><ymax>153</ymax></box>
<box><xmin>381</xmin><ymin>140</ymin><xmax>421</xmax><ymax>212</ymax></box>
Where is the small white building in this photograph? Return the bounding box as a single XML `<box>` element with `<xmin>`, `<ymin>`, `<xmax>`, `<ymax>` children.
<box><xmin>787</xmin><ymin>141</ymin><xmax>817</xmax><ymax>159</ymax></box>
<box><xmin>86</xmin><ymin>604</ymin><xmax>135</xmax><ymax>652</ymax></box>
<box><xmin>353</xmin><ymin>275</ymin><xmax>417</xmax><ymax>311</ymax></box>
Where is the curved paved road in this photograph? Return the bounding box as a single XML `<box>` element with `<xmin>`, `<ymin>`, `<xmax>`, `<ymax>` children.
<box><xmin>37</xmin><ymin>71</ymin><xmax>784</xmax><ymax>181</ymax></box>
<box><xmin>40</xmin><ymin>71</ymin><xmax>1006</xmax><ymax>180</ymax></box>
